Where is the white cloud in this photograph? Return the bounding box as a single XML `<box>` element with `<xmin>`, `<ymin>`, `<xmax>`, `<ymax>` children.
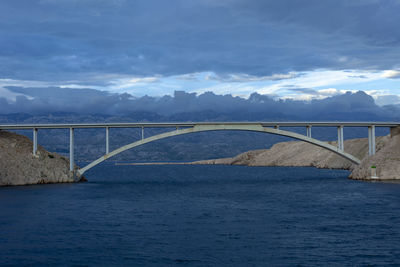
<box><xmin>278</xmin><ymin>88</ymin><xmax>358</xmax><ymax>102</ymax></box>
<box><xmin>0</xmin><ymin>78</ymin><xmax>52</xmax><ymax>88</ymax></box>
<box><xmin>127</xmin><ymin>77</ymin><xmax>159</xmax><ymax>83</ymax></box>
<box><xmin>0</xmin><ymin>69</ymin><xmax>399</xmax><ymax>103</ymax></box>
<box><xmin>381</xmin><ymin>70</ymin><xmax>400</xmax><ymax>79</ymax></box>
<box><xmin>0</xmin><ymin>87</ymin><xmax>33</xmax><ymax>102</ymax></box>
<box><xmin>204</xmin><ymin>72</ymin><xmax>299</xmax><ymax>82</ymax></box>
<box><xmin>255</xmin><ymin>69</ymin><xmax>386</xmax><ymax>97</ymax></box>
<box><xmin>107</xmin><ymin>76</ymin><xmax>161</xmax><ymax>91</ymax></box>
<box><xmin>280</xmin><ymin>94</ymin><xmax>316</xmax><ymax>101</ymax></box>
<box><xmin>97</xmin><ymin>70</ymin><xmax>400</xmax><ymax>101</ymax></box>
<box><xmin>318</xmin><ymin>88</ymin><xmax>341</xmax><ymax>96</ymax></box>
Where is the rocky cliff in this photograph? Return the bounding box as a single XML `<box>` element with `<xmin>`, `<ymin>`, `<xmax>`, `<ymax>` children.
<box><xmin>350</xmin><ymin>127</ymin><xmax>400</xmax><ymax>180</ymax></box>
<box><xmin>194</xmin><ymin>129</ymin><xmax>400</xmax><ymax>180</ymax></box>
<box><xmin>0</xmin><ymin>130</ymin><xmax>82</xmax><ymax>186</ymax></box>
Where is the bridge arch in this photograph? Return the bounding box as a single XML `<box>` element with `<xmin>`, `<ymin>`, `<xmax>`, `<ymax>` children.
<box><xmin>77</xmin><ymin>124</ymin><xmax>361</xmax><ymax>176</ymax></box>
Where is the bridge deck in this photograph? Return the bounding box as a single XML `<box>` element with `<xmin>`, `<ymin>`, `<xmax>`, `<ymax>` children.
<box><xmin>0</xmin><ymin>121</ymin><xmax>399</xmax><ymax>130</ymax></box>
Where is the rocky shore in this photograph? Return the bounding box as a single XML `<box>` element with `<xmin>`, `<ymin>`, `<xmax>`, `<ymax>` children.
<box><xmin>193</xmin><ymin>127</ymin><xmax>400</xmax><ymax>181</ymax></box>
<box><xmin>0</xmin><ymin>130</ymin><xmax>84</xmax><ymax>186</ymax></box>
<box><xmin>350</xmin><ymin>127</ymin><xmax>400</xmax><ymax>180</ymax></box>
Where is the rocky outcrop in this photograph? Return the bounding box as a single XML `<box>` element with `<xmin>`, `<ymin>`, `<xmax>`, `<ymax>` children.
<box><xmin>350</xmin><ymin>127</ymin><xmax>400</xmax><ymax>180</ymax></box>
<box><xmin>194</xmin><ymin>131</ymin><xmax>400</xmax><ymax>180</ymax></box>
<box><xmin>0</xmin><ymin>130</ymin><xmax>83</xmax><ymax>186</ymax></box>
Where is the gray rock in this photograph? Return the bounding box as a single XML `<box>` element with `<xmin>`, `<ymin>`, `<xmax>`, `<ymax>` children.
<box><xmin>350</xmin><ymin>127</ymin><xmax>400</xmax><ymax>180</ymax></box>
<box><xmin>0</xmin><ymin>130</ymin><xmax>84</xmax><ymax>186</ymax></box>
<box><xmin>193</xmin><ymin>134</ymin><xmax>400</xmax><ymax>180</ymax></box>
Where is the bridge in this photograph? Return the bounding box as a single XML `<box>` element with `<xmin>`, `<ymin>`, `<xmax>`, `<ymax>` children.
<box><xmin>1</xmin><ymin>122</ymin><xmax>399</xmax><ymax>177</ymax></box>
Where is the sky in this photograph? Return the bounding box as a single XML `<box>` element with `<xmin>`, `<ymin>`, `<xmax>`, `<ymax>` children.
<box><xmin>0</xmin><ymin>0</ymin><xmax>400</xmax><ymax>105</ymax></box>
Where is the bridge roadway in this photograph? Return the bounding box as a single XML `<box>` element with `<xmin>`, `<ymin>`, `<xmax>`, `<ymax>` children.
<box><xmin>1</xmin><ymin>122</ymin><xmax>399</xmax><ymax>177</ymax></box>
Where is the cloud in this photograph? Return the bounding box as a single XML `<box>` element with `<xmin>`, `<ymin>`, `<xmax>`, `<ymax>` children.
<box><xmin>347</xmin><ymin>75</ymin><xmax>368</xmax><ymax>79</ymax></box>
<box><xmin>1</xmin><ymin>86</ymin><xmax>392</xmax><ymax>123</ymax></box>
<box><xmin>281</xmin><ymin>88</ymin><xmax>350</xmax><ymax>101</ymax></box>
<box><xmin>375</xmin><ymin>95</ymin><xmax>400</xmax><ymax>106</ymax></box>
<box><xmin>38</xmin><ymin>0</ymin><xmax>127</xmax><ymax>9</ymax></box>
<box><xmin>0</xmin><ymin>87</ymin><xmax>33</xmax><ymax>101</ymax></box>
<box><xmin>1</xmin><ymin>69</ymin><xmax>396</xmax><ymax>102</ymax></box>
<box><xmin>317</xmin><ymin>88</ymin><xmax>341</xmax><ymax>96</ymax></box>
<box><xmin>288</xmin><ymin>88</ymin><xmax>319</xmax><ymax>95</ymax></box>
<box><xmin>0</xmin><ymin>0</ymin><xmax>400</xmax><ymax>84</ymax></box>
<box><xmin>109</xmin><ymin>76</ymin><xmax>161</xmax><ymax>91</ymax></box>
<box><xmin>205</xmin><ymin>72</ymin><xmax>300</xmax><ymax>82</ymax></box>
<box><xmin>382</xmin><ymin>70</ymin><xmax>400</xmax><ymax>79</ymax></box>
<box><xmin>256</xmin><ymin>70</ymin><xmax>383</xmax><ymax>97</ymax></box>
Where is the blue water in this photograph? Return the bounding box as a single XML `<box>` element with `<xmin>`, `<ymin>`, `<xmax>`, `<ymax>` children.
<box><xmin>1</xmin><ymin>164</ymin><xmax>400</xmax><ymax>266</ymax></box>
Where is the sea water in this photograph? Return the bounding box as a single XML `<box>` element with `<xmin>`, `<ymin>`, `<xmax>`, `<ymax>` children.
<box><xmin>1</xmin><ymin>164</ymin><xmax>400</xmax><ymax>266</ymax></box>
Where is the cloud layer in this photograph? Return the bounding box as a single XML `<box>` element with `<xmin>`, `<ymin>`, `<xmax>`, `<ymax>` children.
<box><xmin>1</xmin><ymin>87</ymin><xmax>399</xmax><ymax>122</ymax></box>
<box><xmin>1</xmin><ymin>0</ymin><xmax>400</xmax><ymax>84</ymax></box>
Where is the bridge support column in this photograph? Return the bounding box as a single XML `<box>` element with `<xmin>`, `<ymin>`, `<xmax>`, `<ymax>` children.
<box><xmin>69</xmin><ymin>128</ymin><xmax>74</xmax><ymax>172</ymax></box>
<box><xmin>337</xmin><ymin>126</ymin><xmax>344</xmax><ymax>150</ymax></box>
<box><xmin>368</xmin><ymin>125</ymin><xmax>376</xmax><ymax>156</ymax></box>
<box><xmin>33</xmin><ymin>128</ymin><xmax>38</xmax><ymax>155</ymax></box>
<box><xmin>141</xmin><ymin>127</ymin><xmax>144</xmax><ymax>140</ymax></box>
<box><xmin>306</xmin><ymin>125</ymin><xmax>312</xmax><ymax>138</ymax></box>
<box><xmin>105</xmin><ymin>127</ymin><xmax>109</xmax><ymax>154</ymax></box>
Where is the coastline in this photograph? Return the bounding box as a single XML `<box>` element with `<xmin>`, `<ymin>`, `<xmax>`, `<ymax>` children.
<box><xmin>0</xmin><ymin>130</ymin><xmax>82</xmax><ymax>186</ymax></box>
<box><xmin>115</xmin><ymin>162</ymin><xmax>191</xmax><ymax>166</ymax></box>
<box><xmin>190</xmin><ymin>133</ymin><xmax>400</xmax><ymax>181</ymax></box>
<box><xmin>111</xmin><ymin>131</ymin><xmax>400</xmax><ymax>181</ymax></box>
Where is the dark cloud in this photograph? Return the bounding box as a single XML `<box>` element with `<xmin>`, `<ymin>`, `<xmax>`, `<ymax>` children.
<box><xmin>0</xmin><ymin>0</ymin><xmax>399</xmax><ymax>82</ymax></box>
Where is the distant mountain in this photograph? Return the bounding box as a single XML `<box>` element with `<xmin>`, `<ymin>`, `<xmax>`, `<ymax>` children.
<box><xmin>2</xmin><ymin>87</ymin><xmax>399</xmax><ymax>121</ymax></box>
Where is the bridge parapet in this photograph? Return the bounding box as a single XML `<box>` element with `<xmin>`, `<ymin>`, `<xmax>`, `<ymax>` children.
<box><xmin>193</xmin><ymin>124</ymin><xmax>264</xmax><ymax>132</ymax></box>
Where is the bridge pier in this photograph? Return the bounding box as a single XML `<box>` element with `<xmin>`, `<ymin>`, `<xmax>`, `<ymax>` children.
<box><xmin>337</xmin><ymin>126</ymin><xmax>344</xmax><ymax>150</ymax></box>
<box><xmin>69</xmin><ymin>128</ymin><xmax>74</xmax><ymax>172</ymax></box>
<box><xmin>306</xmin><ymin>125</ymin><xmax>312</xmax><ymax>138</ymax></box>
<box><xmin>141</xmin><ymin>126</ymin><xmax>144</xmax><ymax>140</ymax></box>
<box><xmin>32</xmin><ymin>128</ymin><xmax>38</xmax><ymax>155</ymax></box>
<box><xmin>105</xmin><ymin>127</ymin><xmax>109</xmax><ymax>154</ymax></box>
<box><xmin>368</xmin><ymin>125</ymin><xmax>376</xmax><ymax>156</ymax></box>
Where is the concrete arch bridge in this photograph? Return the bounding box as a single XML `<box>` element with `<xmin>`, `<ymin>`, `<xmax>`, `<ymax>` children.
<box><xmin>1</xmin><ymin>122</ymin><xmax>399</xmax><ymax>177</ymax></box>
